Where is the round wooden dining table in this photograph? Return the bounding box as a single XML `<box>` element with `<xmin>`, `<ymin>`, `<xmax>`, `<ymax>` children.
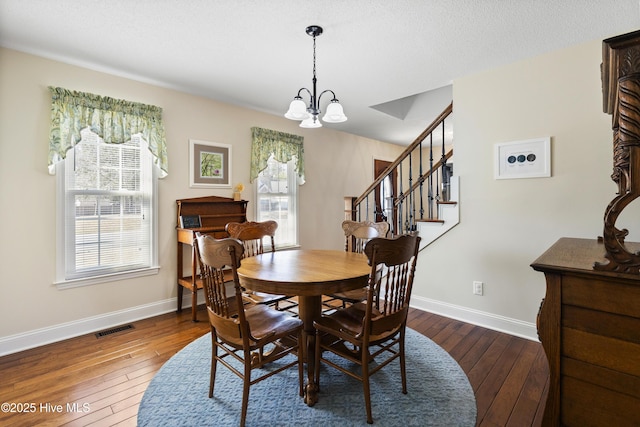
<box><xmin>236</xmin><ymin>249</ymin><xmax>371</xmax><ymax>406</ymax></box>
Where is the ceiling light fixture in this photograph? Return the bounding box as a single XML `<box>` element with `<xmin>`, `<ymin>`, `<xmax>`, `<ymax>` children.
<box><xmin>285</xmin><ymin>25</ymin><xmax>347</xmax><ymax>128</ymax></box>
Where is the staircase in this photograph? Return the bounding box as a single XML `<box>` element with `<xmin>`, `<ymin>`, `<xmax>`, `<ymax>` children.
<box><xmin>346</xmin><ymin>102</ymin><xmax>457</xmax><ymax>250</ymax></box>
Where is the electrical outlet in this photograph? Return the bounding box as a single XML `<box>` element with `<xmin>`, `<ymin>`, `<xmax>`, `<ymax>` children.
<box><xmin>473</xmin><ymin>281</ymin><xmax>483</xmax><ymax>296</ymax></box>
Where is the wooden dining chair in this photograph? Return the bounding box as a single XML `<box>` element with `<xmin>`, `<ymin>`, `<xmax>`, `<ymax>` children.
<box><xmin>313</xmin><ymin>234</ymin><xmax>421</xmax><ymax>424</ymax></box>
<box><xmin>324</xmin><ymin>220</ymin><xmax>390</xmax><ymax>311</ymax></box>
<box><xmin>225</xmin><ymin>220</ymin><xmax>297</xmax><ymax>312</ymax></box>
<box><xmin>194</xmin><ymin>234</ymin><xmax>304</xmax><ymax>427</ymax></box>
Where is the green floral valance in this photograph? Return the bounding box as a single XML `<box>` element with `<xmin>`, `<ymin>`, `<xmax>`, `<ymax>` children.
<box><xmin>48</xmin><ymin>87</ymin><xmax>168</xmax><ymax>177</ymax></box>
<box><xmin>250</xmin><ymin>127</ymin><xmax>305</xmax><ymax>183</ymax></box>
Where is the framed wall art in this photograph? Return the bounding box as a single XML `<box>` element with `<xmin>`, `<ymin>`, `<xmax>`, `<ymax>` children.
<box><xmin>494</xmin><ymin>137</ymin><xmax>551</xmax><ymax>180</ymax></box>
<box><xmin>189</xmin><ymin>139</ymin><xmax>232</xmax><ymax>188</ymax></box>
<box><xmin>179</xmin><ymin>215</ymin><xmax>201</xmax><ymax>229</ymax></box>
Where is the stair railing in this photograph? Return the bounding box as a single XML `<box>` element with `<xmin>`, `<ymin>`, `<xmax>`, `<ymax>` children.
<box><xmin>348</xmin><ymin>102</ymin><xmax>453</xmax><ymax>236</ymax></box>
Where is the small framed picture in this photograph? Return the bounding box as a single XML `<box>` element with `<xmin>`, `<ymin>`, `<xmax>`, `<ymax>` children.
<box><xmin>179</xmin><ymin>215</ymin><xmax>201</xmax><ymax>229</ymax></box>
<box><xmin>495</xmin><ymin>137</ymin><xmax>551</xmax><ymax>180</ymax></box>
<box><xmin>189</xmin><ymin>140</ymin><xmax>232</xmax><ymax>188</ymax></box>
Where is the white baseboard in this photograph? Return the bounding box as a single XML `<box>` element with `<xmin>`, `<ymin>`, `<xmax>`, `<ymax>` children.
<box><xmin>0</xmin><ymin>294</ymin><xmax>204</xmax><ymax>357</ymax></box>
<box><xmin>1</xmin><ymin>292</ymin><xmax>536</xmax><ymax>357</ymax></box>
<box><xmin>410</xmin><ymin>295</ymin><xmax>539</xmax><ymax>341</ymax></box>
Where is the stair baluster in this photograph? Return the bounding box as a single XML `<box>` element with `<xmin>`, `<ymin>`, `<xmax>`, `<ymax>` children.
<box><xmin>348</xmin><ymin>102</ymin><xmax>453</xmax><ymax>239</ymax></box>
<box><xmin>419</xmin><ymin>140</ymin><xmax>424</xmax><ymax>221</ymax></box>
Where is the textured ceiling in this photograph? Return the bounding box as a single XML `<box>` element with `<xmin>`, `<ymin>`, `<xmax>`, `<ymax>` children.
<box><xmin>1</xmin><ymin>0</ymin><xmax>638</xmax><ymax>145</ymax></box>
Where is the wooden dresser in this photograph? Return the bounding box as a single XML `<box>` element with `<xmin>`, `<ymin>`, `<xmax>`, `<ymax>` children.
<box><xmin>531</xmin><ymin>238</ymin><xmax>640</xmax><ymax>426</ymax></box>
<box><xmin>532</xmin><ymin>30</ymin><xmax>640</xmax><ymax>427</ymax></box>
<box><xmin>176</xmin><ymin>195</ymin><xmax>247</xmax><ymax>321</ymax></box>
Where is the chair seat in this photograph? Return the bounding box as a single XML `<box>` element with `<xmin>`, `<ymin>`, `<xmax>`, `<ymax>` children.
<box><xmin>243</xmin><ymin>304</ymin><xmax>303</xmax><ymax>343</ymax></box>
<box><xmin>328</xmin><ymin>288</ymin><xmax>366</xmax><ymax>303</ymax></box>
<box><xmin>315</xmin><ymin>302</ymin><xmax>382</xmax><ymax>339</ymax></box>
<box><xmin>242</xmin><ymin>291</ymin><xmax>298</xmax><ymax>315</ymax></box>
<box><xmin>216</xmin><ymin>304</ymin><xmax>302</xmax><ymax>350</ymax></box>
<box><xmin>242</xmin><ymin>290</ymin><xmax>290</xmax><ymax>305</ymax></box>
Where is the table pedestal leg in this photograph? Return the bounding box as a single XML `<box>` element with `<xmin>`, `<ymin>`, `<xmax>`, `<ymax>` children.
<box><xmin>298</xmin><ymin>295</ymin><xmax>321</xmax><ymax>406</ymax></box>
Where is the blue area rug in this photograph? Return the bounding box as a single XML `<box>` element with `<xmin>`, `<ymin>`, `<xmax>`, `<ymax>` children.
<box><xmin>138</xmin><ymin>328</ymin><xmax>476</xmax><ymax>426</ymax></box>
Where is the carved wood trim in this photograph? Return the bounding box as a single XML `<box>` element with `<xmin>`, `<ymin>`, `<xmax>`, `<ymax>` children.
<box><xmin>595</xmin><ymin>31</ymin><xmax>640</xmax><ymax>274</ymax></box>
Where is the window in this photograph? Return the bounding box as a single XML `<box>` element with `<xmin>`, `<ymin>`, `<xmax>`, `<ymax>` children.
<box><xmin>250</xmin><ymin>127</ymin><xmax>305</xmax><ymax>250</ymax></box>
<box><xmin>48</xmin><ymin>87</ymin><xmax>166</xmax><ymax>288</ymax></box>
<box><xmin>255</xmin><ymin>155</ymin><xmax>299</xmax><ymax>248</ymax></box>
<box><xmin>55</xmin><ymin>129</ymin><xmax>158</xmax><ymax>287</ymax></box>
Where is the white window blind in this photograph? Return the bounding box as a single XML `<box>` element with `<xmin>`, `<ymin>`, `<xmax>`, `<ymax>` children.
<box><xmin>57</xmin><ymin>128</ymin><xmax>157</xmax><ymax>285</ymax></box>
<box><xmin>255</xmin><ymin>155</ymin><xmax>299</xmax><ymax>248</ymax></box>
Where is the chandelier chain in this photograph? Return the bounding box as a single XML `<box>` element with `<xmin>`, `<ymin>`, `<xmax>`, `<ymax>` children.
<box><xmin>313</xmin><ymin>34</ymin><xmax>317</xmax><ymax>80</ymax></box>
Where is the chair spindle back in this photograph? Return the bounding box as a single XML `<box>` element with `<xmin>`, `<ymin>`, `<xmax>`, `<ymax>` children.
<box><xmin>342</xmin><ymin>220</ymin><xmax>390</xmax><ymax>253</ymax></box>
<box><xmin>226</xmin><ymin>220</ymin><xmax>278</xmax><ymax>257</ymax></box>
<box><xmin>195</xmin><ymin>234</ymin><xmax>248</xmax><ymax>342</ymax></box>
<box><xmin>363</xmin><ymin>234</ymin><xmax>420</xmax><ymax>336</ymax></box>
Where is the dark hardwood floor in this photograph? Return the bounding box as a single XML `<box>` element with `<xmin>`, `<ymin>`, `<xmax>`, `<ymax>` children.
<box><xmin>0</xmin><ymin>306</ymin><xmax>548</xmax><ymax>426</ymax></box>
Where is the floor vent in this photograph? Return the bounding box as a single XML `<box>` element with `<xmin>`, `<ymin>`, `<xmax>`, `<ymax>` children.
<box><xmin>95</xmin><ymin>324</ymin><xmax>134</xmax><ymax>338</ymax></box>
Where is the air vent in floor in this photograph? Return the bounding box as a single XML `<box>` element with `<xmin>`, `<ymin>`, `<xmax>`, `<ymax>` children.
<box><xmin>95</xmin><ymin>324</ymin><xmax>134</xmax><ymax>338</ymax></box>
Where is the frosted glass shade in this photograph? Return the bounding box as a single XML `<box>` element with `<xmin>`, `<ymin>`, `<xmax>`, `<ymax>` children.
<box><xmin>300</xmin><ymin>116</ymin><xmax>322</xmax><ymax>128</ymax></box>
<box><xmin>322</xmin><ymin>101</ymin><xmax>347</xmax><ymax>123</ymax></box>
<box><xmin>285</xmin><ymin>98</ymin><xmax>310</xmax><ymax>120</ymax></box>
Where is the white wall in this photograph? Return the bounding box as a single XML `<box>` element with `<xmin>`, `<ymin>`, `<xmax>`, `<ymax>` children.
<box><xmin>411</xmin><ymin>39</ymin><xmax>624</xmax><ymax>339</ymax></box>
<box><xmin>0</xmin><ymin>48</ymin><xmax>404</xmax><ymax>353</ymax></box>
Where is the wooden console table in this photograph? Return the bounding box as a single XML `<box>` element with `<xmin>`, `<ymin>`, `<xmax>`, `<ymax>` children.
<box><xmin>531</xmin><ymin>238</ymin><xmax>640</xmax><ymax>426</ymax></box>
<box><xmin>176</xmin><ymin>196</ymin><xmax>247</xmax><ymax>321</ymax></box>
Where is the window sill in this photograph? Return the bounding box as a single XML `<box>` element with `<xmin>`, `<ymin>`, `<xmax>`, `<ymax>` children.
<box><xmin>274</xmin><ymin>244</ymin><xmax>301</xmax><ymax>251</ymax></box>
<box><xmin>54</xmin><ymin>266</ymin><xmax>160</xmax><ymax>290</ymax></box>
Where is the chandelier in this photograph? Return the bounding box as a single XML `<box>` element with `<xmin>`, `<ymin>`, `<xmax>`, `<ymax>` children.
<box><xmin>284</xmin><ymin>25</ymin><xmax>347</xmax><ymax>128</ymax></box>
